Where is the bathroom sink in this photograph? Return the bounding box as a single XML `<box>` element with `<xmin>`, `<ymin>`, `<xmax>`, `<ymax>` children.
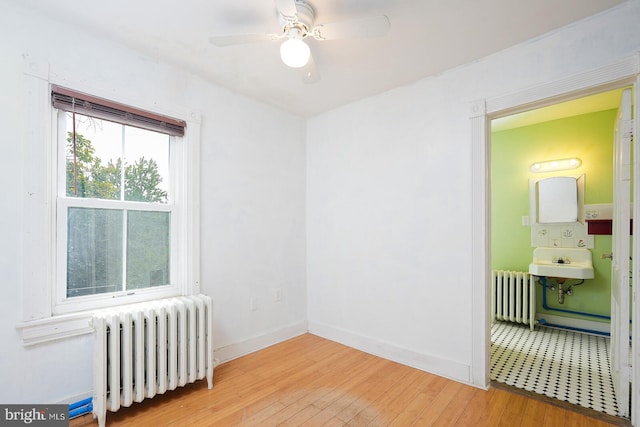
<box><xmin>529</xmin><ymin>247</ymin><xmax>594</xmax><ymax>279</ymax></box>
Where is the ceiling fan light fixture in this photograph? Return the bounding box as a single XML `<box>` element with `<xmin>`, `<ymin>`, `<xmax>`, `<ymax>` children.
<box><xmin>280</xmin><ymin>33</ymin><xmax>310</xmax><ymax>68</ymax></box>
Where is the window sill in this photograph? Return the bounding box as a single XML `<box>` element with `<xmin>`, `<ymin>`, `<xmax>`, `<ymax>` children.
<box><xmin>16</xmin><ymin>313</ymin><xmax>94</xmax><ymax>346</ymax></box>
<box><xmin>16</xmin><ymin>290</ymin><xmax>192</xmax><ymax>346</ymax></box>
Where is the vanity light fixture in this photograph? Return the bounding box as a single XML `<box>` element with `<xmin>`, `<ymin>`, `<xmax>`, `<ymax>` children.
<box><xmin>530</xmin><ymin>157</ymin><xmax>581</xmax><ymax>173</ymax></box>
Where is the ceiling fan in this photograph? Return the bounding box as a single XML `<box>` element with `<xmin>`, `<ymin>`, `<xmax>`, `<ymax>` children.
<box><xmin>209</xmin><ymin>0</ymin><xmax>390</xmax><ymax>83</ymax></box>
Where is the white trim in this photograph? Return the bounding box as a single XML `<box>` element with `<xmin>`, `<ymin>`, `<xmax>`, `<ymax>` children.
<box><xmin>632</xmin><ymin>71</ymin><xmax>640</xmax><ymax>427</ymax></box>
<box><xmin>18</xmin><ymin>56</ymin><xmax>202</xmax><ymax>344</ymax></box>
<box><xmin>16</xmin><ymin>313</ymin><xmax>93</xmax><ymax>346</ymax></box>
<box><xmin>308</xmin><ymin>321</ymin><xmax>475</xmax><ymax>387</ymax></box>
<box><xmin>22</xmin><ymin>61</ymin><xmax>54</xmax><ymax>322</ymax></box>
<box><xmin>469</xmin><ymin>99</ymin><xmax>490</xmax><ymax>389</ymax></box>
<box><xmin>486</xmin><ymin>55</ymin><xmax>640</xmax><ymax>119</ymax></box>
<box><xmin>56</xmin><ymin>392</ymin><xmax>93</xmax><ymax>406</ymax></box>
<box><xmin>212</xmin><ymin>322</ymin><xmax>308</xmax><ymax>365</ymax></box>
<box><xmin>471</xmin><ymin>52</ymin><xmax>640</xmax><ymax>405</ymax></box>
<box><xmin>183</xmin><ymin>110</ymin><xmax>202</xmax><ymax>295</ymax></box>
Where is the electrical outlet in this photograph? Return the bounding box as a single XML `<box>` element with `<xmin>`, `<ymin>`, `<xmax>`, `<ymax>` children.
<box><xmin>275</xmin><ymin>288</ymin><xmax>282</xmax><ymax>302</ymax></box>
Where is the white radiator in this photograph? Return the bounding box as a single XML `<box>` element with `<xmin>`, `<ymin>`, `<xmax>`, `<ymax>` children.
<box><xmin>491</xmin><ymin>270</ymin><xmax>536</xmax><ymax>331</ymax></box>
<box><xmin>92</xmin><ymin>295</ymin><xmax>213</xmax><ymax>427</ymax></box>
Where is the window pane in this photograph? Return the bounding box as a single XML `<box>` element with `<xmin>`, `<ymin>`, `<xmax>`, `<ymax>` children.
<box><xmin>67</xmin><ymin>207</ymin><xmax>123</xmax><ymax>297</ymax></box>
<box><xmin>65</xmin><ymin>113</ymin><xmax>170</xmax><ymax>203</ymax></box>
<box><xmin>126</xmin><ymin>211</ymin><xmax>171</xmax><ymax>289</ymax></box>
<box><xmin>124</xmin><ymin>127</ymin><xmax>170</xmax><ymax>203</ymax></box>
<box><xmin>66</xmin><ymin>115</ymin><xmax>123</xmax><ymax>200</ymax></box>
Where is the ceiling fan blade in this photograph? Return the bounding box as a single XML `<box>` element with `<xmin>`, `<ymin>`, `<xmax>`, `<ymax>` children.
<box><xmin>209</xmin><ymin>33</ymin><xmax>280</xmax><ymax>47</ymax></box>
<box><xmin>275</xmin><ymin>0</ymin><xmax>298</xmax><ymax>21</ymax></box>
<box><xmin>300</xmin><ymin>53</ymin><xmax>320</xmax><ymax>84</ymax></box>
<box><xmin>311</xmin><ymin>15</ymin><xmax>390</xmax><ymax>41</ymax></box>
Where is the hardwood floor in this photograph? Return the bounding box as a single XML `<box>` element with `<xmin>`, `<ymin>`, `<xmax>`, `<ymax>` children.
<box><xmin>71</xmin><ymin>333</ymin><xmax>627</xmax><ymax>426</ymax></box>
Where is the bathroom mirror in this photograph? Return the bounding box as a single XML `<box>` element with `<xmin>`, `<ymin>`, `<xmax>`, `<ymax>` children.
<box><xmin>530</xmin><ymin>175</ymin><xmax>584</xmax><ymax>224</ymax></box>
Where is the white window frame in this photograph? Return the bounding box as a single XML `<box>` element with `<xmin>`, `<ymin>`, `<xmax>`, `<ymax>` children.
<box><xmin>17</xmin><ymin>57</ymin><xmax>201</xmax><ymax>344</ymax></box>
<box><xmin>53</xmin><ymin>110</ymin><xmax>181</xmax><ymax>314</ymax></box>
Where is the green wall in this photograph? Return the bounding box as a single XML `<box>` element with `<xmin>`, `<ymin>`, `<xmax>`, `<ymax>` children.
<box><xmin>491</xmin><ymin>109</ymin><xmax>617</xmax><ymax>323</ymax></box>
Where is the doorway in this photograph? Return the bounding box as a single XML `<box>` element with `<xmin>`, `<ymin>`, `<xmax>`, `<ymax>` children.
<box><xmin>489</xmin><ymin>88</ymin><xmax>624</xmax><ymax>416</ymax></box>
<box><xmin>468</xmin><ymin>57</ymin><xmax>639</xmax><ymax>424</ymax></box>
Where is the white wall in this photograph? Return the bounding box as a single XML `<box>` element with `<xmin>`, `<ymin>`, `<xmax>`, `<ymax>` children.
<box><xmin>199</xmin><ymin>80</ymin><xmax>308</xmax><ymax>361</ymax></box>
<box><xmin>2</xmin><ymin>0</ymin><xmax>639</xmax><ymax>408</ymax></box>
<box><xmin>307</xmin><ymin>0</ymin><xmax>640</xmax><ymax>385</ymax></box>
<box><xmin>0</xmin><ymin>3</ymin><xmax>306</xmax><ymax>404</ymax></box>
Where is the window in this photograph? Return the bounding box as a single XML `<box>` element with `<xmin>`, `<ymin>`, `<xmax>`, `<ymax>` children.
<box><xmin>51</xmin><ymin>87</ymin><xmax>194</xmax><ymax>314</ymax></box>
<box><xmin>18</xmin><ymin>63</ymin><xmax>200</xmax><ymax>344</ymax></box>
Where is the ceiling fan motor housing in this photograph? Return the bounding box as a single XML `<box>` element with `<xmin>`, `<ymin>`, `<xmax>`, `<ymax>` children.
<box><xmin>280</xmin><ymin>0</ymin><xmax>315</xmax><ymax>35</ymax></box>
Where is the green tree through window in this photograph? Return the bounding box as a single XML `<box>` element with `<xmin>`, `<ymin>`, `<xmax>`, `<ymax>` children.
<box><xmin>66</xmin><ymin>131</ymin><xmax>168</xmax><ymax>202</ymax></box>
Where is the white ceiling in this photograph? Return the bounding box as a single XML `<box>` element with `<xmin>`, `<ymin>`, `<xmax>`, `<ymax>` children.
<box><xmin>14</xmin><ymin>0</ymin><xmax>625</xmax><ymax>117</ymax></box>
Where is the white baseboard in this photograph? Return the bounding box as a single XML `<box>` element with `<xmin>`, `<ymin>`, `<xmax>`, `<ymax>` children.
<box><xmin>307</xmin><ymin>321</ymin><xmax>472</xmax><ymax>385</ymax></box>
<box><xmin>536</xmin><ymin>313</ymin><xmax>610</xmax><ymax>334</ymax></box>
<box><xmin>213</xmin><ymin>321</ymin><xmax>308</xmax><ymax>366</ymax></box>
<box><xmin>56</xmin><ymin>393</ymin><xmax>92</xmax><ymax>405</ymax></box>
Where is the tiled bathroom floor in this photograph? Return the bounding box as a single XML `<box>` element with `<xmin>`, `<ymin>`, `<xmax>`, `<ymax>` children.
<box><xmin>490</xmin><ymin>321</ymin><xmax>619</xmax><ymax>416</ymax></box>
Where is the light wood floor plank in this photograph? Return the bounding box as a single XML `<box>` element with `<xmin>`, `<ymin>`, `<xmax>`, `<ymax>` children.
<box><xmin>495</xmin><ymin>391</ymin><xmax>528</xmax><ymax>427</ymax></box>
<box><xmin>346</xmin><ymin>363</ymin><xmax>418</xmax><ymax>426</ymax></box>
<box><xmin>387</xmin><ymin>375</ymin><xmax>450</xmax><ymax>426</ymax></box>
<box><xmin>334</xmin><ymin>360</ymin><xmax>401</xmax><ymax>423</ymax></box>
<box><xmin>366</xmin><ymin>368</ymin><xmax>439</xmax><ymax>426</ymax></box>
<box><xmin>70</xmin><ymin>333</ymin><xmax>627</xmax><ymax>427</ymax></box>
<box><xmin>430</xmin><ymin>382</ymin><xmax>480</xmax><ymax>427</ymax></box>
<box><xmin>297</xmin><ymin>356</ymin><xmax>391</xmax><ymax>426</ymax></box>
<box><xmin>416</xmin><ymin>379</ymin><xmax>468</xmax><ymax>426</ymax></box>
<box><xmin>543</xmin><ymin>404</ymin><xmax>567</xmax><ymax>427</ymax></box>
<box><xmin>481</xmin><ymin>387</ymin><xmax>511</xmax><ymax>427</ymax></box>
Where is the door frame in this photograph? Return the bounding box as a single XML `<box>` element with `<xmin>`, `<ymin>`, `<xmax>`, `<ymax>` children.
<box><xmin>611</xmin><ymin>87</ymin><xmax>633</xmax><ymax>417</ymax></box>
<box><xmin>470</xmin><ymin>53</ymin><xmax>639</xmax><ymax>419</ymax></box>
